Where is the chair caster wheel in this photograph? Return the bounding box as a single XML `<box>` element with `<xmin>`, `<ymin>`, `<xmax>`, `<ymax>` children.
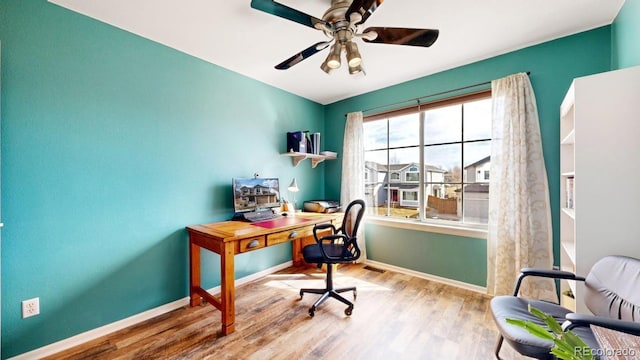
<box><xmin>353</xmin><ymin>290</ymin><xmax>357</xmax><ymax>300</ymax></box>
<box><xmin>345</xmin><ymin>306</ymin><xmax>353</xmax><ymax>316</ymax></box>
<box><xmin>299</xmin><ymin>290</ymin><xmax>304</xmax><ymax>299</ymax></box>
<box><xmin>309</xmin><ymin>308</ymin><xmax>315</xmax><ymax>317</ymax></box>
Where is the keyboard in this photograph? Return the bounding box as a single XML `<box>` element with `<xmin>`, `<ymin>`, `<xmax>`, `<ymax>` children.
<box><xmin>242</xmin><ymin>211</ymin><xmax>279</xmax><ymax>222</ymax></box>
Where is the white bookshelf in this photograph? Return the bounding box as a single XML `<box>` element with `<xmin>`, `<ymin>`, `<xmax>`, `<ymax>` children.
<box><xmin>559</xmin><ymin>65</ymin><xmax>640</xmax><ymax>313</ymax></box>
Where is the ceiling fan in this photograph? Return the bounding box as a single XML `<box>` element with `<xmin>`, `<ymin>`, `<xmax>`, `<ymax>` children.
<box><xmin>250</xmin><ymin>0</ymin><xmax>439</xmax><ymax>75</ymax></box>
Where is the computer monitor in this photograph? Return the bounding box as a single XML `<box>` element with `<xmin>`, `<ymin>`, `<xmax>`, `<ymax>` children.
<box><xmin>232</xmin><ymin>177</ymin><xmax>281</xmax><ymax>213</ymax></box>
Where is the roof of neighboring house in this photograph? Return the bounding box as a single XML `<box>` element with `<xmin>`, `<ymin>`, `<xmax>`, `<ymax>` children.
<box><xmin>365</xmin><ymin>161</ymin><xmax>446</xmax><ymax>173</ymax></box>
<box><xmin>456</xmin><ymin>183</ymin><xmax>490</xmax><ymax>193</ymax></box>
<box><xmin>464</xmin><ymin>156</ymin><xmax>490</xmax><ymax>169</ymax></box>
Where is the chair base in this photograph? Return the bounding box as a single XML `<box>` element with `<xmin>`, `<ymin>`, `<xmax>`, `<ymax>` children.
<box><xmin>300</xmin><ymin>286</ymin><xmax>356</xmax><ymax>317</ymax></box>
<box><xmin>299</xmin><ymin>264</ymin><xmax>357</xmax><ymax>317</ymax></box>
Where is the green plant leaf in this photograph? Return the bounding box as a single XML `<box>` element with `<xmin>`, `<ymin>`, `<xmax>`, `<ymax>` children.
<box><xmin>529</xmin><ymin>306</ymin><xmax>563</xmax><ymax>334</ymax></box>
<box><xmin>505</xmin><ymin>306</ymin><xmax>594</xmax><ymax>360</ymax></box>
<box><xmin>506</xmin><ymin>318</ymin><xmax>555</xmax><ymax>340</ymax></box>
<box><xmin>561</xmin><ymin>332</ymin><xmax>593</xmax><ymax>359</ymax></box>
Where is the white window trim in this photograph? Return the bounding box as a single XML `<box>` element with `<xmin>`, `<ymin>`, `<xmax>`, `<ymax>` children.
<box><xmin>365</xmin><ymin>215</ymin><xmax>487</xmax><ymax>239</ymax></box>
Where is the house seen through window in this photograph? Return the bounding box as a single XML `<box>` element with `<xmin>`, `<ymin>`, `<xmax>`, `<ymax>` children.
<box><xmin>363</xmin><ymin>90</ymin><xmax>492</xmax><ymax>226</ymax></box>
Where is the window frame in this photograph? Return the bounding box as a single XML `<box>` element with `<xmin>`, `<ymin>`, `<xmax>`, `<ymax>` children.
<box><xmin>363</xmin><ymin>89</ymin><xmax>492</xmax><ymax>236</ymax></box>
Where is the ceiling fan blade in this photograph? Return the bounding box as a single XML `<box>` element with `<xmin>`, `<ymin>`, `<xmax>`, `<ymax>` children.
<box><xmin>251</xmin><ymin>0</ymin><xmax>327</xmax><ymax>30</ymax></box>
<box><xmin>362</xmin><ymin>27</ymin><xmax>439</xmax><ymax>47</ymax></box>
<box><xmin>275</xmin><ymin>41</ymin><xmax>332</xmax><ymax>70</ymax></box>
<box><xmin>346</xmin><ymin>0</ymin><xmax>384</xmax><ymax>25</ymax></box>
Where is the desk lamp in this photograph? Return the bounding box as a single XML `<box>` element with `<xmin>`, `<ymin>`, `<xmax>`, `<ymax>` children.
<box><xmin>288</xmin><ymin>178</ymin><xmax>299</xmax><ymax>211</ymax></box>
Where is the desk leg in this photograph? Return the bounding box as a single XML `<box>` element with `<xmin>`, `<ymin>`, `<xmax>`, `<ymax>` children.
<box><xmin>189</xmin><ymin>240</ymin><xmax>202</xmax><ymax>306</ymax></box>
<box><xmin>220</xmin><ymin>241</ymin><xmax>236</xmax><ymax>335</ymax></box>
<box><xmin>292</xmin><ymin>238</ymin><xmax>302</xmax><ymax>267</ymax></box>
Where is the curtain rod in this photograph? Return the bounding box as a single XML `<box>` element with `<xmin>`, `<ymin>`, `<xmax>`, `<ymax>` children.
<box><xmin>345</xmin><ymin>71</ymin><xmax>531</xmax><ymax>117</ymax></box>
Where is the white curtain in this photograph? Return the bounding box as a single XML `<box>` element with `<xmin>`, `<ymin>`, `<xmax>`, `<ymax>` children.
<box><xmin>487</xmin><ymin>73</ymin><xmax>557</xmax><ymax>302</ymax></box>
<box><xmin>341</xmin><ymin>111</ymin><xmax>366</xmax><ymax>261</ymax></box>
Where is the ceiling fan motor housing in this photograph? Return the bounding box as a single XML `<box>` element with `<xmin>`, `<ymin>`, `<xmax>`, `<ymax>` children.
<box><xmin>323</xmin><ymin>0</ymin><xmax>351</xmax><ymax>23</ymax></box>
<box><xmin>322</xmin><ymin>0</ymin><xmax>353</xmax><ymax>38</ymax></box>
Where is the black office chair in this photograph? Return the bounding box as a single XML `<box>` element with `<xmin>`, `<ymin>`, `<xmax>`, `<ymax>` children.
<box><xmin>299</xmin><ymin>199</ymin><xmax>365</xmax><ymax>317</ymax></box>
<box><xmin>490</xmin><ymin>255</ymin><xmax>640</xmax><ymax>359</ymax></box>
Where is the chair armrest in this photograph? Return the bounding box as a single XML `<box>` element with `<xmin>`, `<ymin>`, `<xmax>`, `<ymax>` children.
<box><xmin>564</xmin><ymin>313</ymin><xmax>640</xmax><ymax>336</ymax></box>
<box><xmin>313</xmin><ymin>223</ymin><xmax>337</xmax><ymax>239</ymax></box>
<box><xmin>315</xmin><ymin>233</ymin><xmax>348</xmax><ymax>261</ymax></box>
<box><xmin>513</xmin><ymin>268</ymin><xmax>586</xmax><ymax>296</ymax></box>
<box><xmin>520</xmin><ymin>268</ymin><xmax>585</xmax><ymax>280</ymax></box>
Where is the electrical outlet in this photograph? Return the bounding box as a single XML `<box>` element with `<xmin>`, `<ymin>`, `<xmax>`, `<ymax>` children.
<box><xmin>22</xmin><ymin>297</ymin><xmax>40</xmax><ymax>318</ymax></box>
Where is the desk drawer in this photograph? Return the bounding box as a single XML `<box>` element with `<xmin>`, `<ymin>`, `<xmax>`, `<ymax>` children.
<box><xmin>239</xmin><ymin>237</ymin><xmax>266</xmax><ymax>253</ymax></box>
<box><xmin>267</xmin><ymin>226</ymin><xmax>314</xmax><ymax>246</ymax></box>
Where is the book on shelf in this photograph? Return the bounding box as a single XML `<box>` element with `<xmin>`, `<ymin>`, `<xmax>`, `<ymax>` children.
<box><xmin>565</xmin><ymin>176</ymin><xmax>574</xmax><ymax>209</ymax></box>
<box><xmin>311</xmin><ymin>132</ymin><xmax>320</xmax><ymax>155</ymax></box>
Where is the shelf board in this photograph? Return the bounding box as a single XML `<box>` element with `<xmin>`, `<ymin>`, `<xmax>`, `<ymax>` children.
<box><xmin>562</xmin><ymin>208</ymin><xmax>575</xmax><ymax>219</ymax></box>
<box><xmin>561</xmin><ymin>129</ymin><xmax>575</xmax><ymax>145</ymax></box>
<box><xmin>562</xmin><ymin>242</ymin><xmax>576</xmax><ymax>266</ymax></box>
<box><xmin>281</xmin><ymin>152</ymin><xmax>337</xmax><ymax>168</ymax></box>
<box><xmin>561</xmin><ymin>171</ymin><xmax>575</xmax><ymax>177</ymax></box>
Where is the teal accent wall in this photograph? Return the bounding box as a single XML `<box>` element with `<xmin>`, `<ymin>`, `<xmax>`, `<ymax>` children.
<box><xmin>612</xmin><ymin>0</ymin><xmax>640</xmax><ymax>69</ymax></box>
<box><xmin>0</xmin><ymin>0</ymin><xmax>632</xmax><ymax>358</ymax></box>
<box><xmin>323</xmin><ymin>27</ymin><xmax>612</xmax><ymax>287</ymax></box>
<box><xmin>365</xmin><ymin>225</ymin><xmax>487</xmax><ymax>286</ymax></box>
<box><xmin>0</xmin><ymin>0</ymin><xmax>326</xmax><ymax>357</ymax></box>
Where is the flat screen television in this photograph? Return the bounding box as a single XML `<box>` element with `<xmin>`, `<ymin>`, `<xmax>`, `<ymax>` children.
<box><xmin>232</xmin><ymin>177</ymin><xmax>281</xmax><ymax>213</ymax></box>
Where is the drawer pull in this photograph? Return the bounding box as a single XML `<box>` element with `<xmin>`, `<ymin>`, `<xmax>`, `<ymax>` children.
<box><xmin>289</xmin><ymin>231</ymin><xmax>298</xmax><ymax>239</ymax></box>
<box><xmin>247</xmin><ymin>240</ymin><xmax>260</xmax><ymax>248</ymax></box>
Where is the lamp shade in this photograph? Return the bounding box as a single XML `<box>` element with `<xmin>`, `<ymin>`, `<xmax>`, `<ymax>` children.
<box><xmin>288</xmin><ymin>178</ymin><xmax>299</xmax><ymax>192</ymax></box>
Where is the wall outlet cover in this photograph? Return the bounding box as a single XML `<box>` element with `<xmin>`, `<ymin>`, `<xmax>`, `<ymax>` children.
<box><xmin>22</xmin><ymin>298</ymin><xmax>40</xmax><ymax>318</ymax></box>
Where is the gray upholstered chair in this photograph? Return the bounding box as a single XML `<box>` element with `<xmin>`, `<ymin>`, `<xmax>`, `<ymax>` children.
<box><xmin>490</xmin><ymin>255</ymin><xmax>640</xmax><ymax>359</ymax></box>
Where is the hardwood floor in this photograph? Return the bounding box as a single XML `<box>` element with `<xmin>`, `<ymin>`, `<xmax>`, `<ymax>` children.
<box><xmin>45</xmin><ymin>264</ymin><xmax>527</xmax><ymax>359</ymax></box>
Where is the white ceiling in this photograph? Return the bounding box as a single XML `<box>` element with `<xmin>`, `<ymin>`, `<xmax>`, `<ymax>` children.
<box><xmin>49</xmin><ymin>0</ymin><xmax>625</xmax><ymax>105</ymax></box>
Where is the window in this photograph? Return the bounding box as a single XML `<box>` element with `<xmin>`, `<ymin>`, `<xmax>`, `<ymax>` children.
<box><xmin>405</xmin><ymin>166</ymin><xmax>419</xmax><ymax>182</ymax></box>
<box><xmin>402</xmin><ymin>191</ymin><xmax>418</xmax><ymax>201</ymax></box>
<box><xmin>363</xmin><ymin>90</ymin><xmax>492</xmax><ymax>226</ymax></box>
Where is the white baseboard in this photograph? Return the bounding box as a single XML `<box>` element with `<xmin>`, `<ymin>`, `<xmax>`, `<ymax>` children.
<box><xmin>11</xmin><ymin>259</ymin><xmax>481</xmax><ymax>359</ymax></box>
<box><xmin>364</xmin><ymin>259</ymin><xmax>487</xmax><ymax>294</ymax></box>
<box><xmin>9</xmin><ymin>261</ymin><xmax>294</xmax><ymax>360</ymax></box>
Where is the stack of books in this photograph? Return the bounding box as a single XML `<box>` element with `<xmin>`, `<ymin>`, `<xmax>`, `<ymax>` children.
<box><xmin>287</xmin><ymin>130</ymin><xmax>321</xmax><ymax>155</ymax></box>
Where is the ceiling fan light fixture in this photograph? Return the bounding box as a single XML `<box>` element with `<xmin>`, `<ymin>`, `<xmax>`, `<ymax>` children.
<box><xmin>326</xmin><ymin>43</ymin><xmax>342</xmax><ymax>69</ymax></box>
<box><xmin>320</xmin><ymin>59</ymin><xmax>333</xmax><ymax>74</ymax></box>
<box><xmin>345</xmin><ymin>41</ymin><xmax>362</xmax><ymax>67</ymax></box>
<box><xmin>348</xmin><ymin>63</ymin><xmax>363</xmax><ymax>75</ymax></box>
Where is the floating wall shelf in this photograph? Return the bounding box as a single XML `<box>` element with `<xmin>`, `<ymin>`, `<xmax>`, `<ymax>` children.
<box><xmin>281</xmin><ymin>151</ymin><xmax>337</xmax><ymax>168</ymax></box>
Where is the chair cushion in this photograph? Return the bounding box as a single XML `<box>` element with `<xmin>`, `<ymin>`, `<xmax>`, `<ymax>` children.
<box><xmin>490</xmin><ymin>296</ymin><xmax>600</xmax><ymax>359</ymax></box>
<box><xmin>302</xmin><ymin>243</ymin><xmax>350</xmax><ymax>264</ymax></box>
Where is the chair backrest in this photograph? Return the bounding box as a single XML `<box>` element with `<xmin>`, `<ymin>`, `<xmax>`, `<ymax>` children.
<box><xmin>341</xmin><ymin>199</ymin><xmax>365</xmax><ymax>237</ymax></box>
<box><xmin>339</xmin><ymin>199</ymin><xmax>365</xmax><ymax>260</ymax></box>
<box><xmin>584</xmin><ymin>255</ymin><xmax>640</xmax><ymax>322</ymax></box>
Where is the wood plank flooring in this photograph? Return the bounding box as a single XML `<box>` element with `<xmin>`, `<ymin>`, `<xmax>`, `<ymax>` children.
<box><xmin>45</xmin><ymin>264</ymin><xmax>528</xmax><ymax>359</ymax></box>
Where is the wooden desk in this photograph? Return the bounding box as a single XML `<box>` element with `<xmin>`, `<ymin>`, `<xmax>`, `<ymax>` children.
<box><xmin>186</xmin><ymin>213</ymin><xmax>342</xmax><ymax>335</ymax></box>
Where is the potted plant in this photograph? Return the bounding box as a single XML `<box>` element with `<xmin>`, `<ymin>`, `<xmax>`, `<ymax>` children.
<box><xmin>507</xmin><ymin>306</ymin><xmax>593</xmax><ymax>360</ymax></box>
